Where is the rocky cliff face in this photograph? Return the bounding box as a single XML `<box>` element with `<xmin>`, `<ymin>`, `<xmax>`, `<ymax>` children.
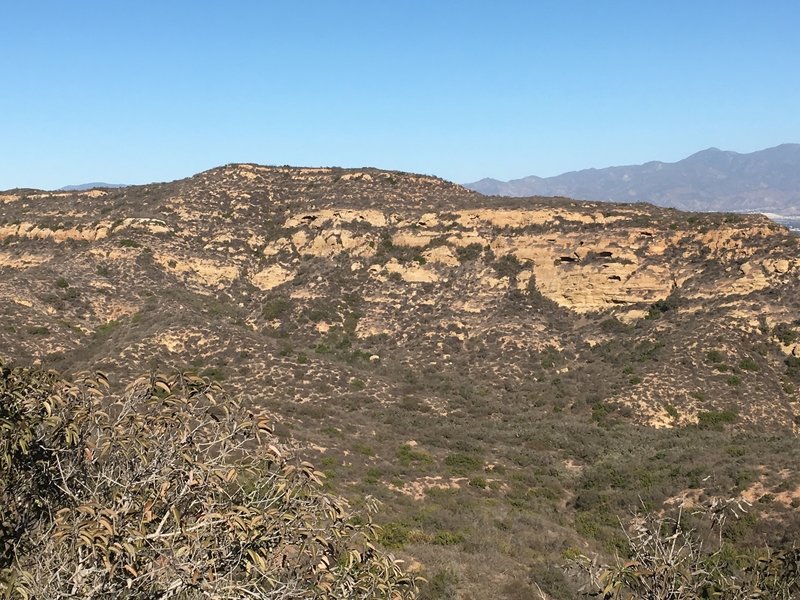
<box><xmin>1</xmin><ymin>165</ymin><xmax>794</xmax><ymax>310</ymax></box>
<box><xmin>3</xmin><ymin>163</ymin><xmax>800</xmax><ymax>420</ymax></box>
<box><xmin>1</xmin><ymin>165</ymin><xmax>799</xmax><ymax>423</ymax></box>
<box><xmin>2</xmin><ymin>165</ymin><xmax>799</xmax><ymax>598</ymax></box>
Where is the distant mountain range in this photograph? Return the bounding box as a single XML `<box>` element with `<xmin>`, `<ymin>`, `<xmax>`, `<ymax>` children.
<box><xmin>59</xmin><ymin>182</ymin><xmax>126</xmax><ymax>191</ymax></box>
<box><xmin>466</xmin><ymin>143</ymin><xmax>800</xmax><ymax>216</ymax></box>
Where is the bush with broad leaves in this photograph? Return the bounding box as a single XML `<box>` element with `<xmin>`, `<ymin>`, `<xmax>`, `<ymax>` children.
<box><xmin>0</xmin><ymin>360</ymin><xmax>418</xmax><ymax>599</ymax></box>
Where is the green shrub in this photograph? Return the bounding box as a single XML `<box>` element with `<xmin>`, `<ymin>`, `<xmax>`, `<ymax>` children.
<box><xmin>664</xmin><ymin>404</ymin><xmax>679</xmax><ymax>419</ymax></box>
<box><xmin>785</xmin><ymin>355</ymin><xmax>800</xmax><ymax>381</ymax></box>
<box><xmin>420</xmin><ymin>569</ymin><xmax>459</xmax><ymax>600</ymax></box>
<box><xmin>726</xmin><ymin>445</ymin><xmax>746</xmax><ymax>457</ymax></box>
<box><xmin>468</xmin><ymin>477</ymin><xmax>487</xmax><ymax>489</ymax></box>
<box><xmin>94</xmin><ymin>320</ymin><xmax>119</xmax><ymax>337</ymax></box>
<box><xmin>354</xmin><ymin>443</ymin><xmax>374</xmax><ymax>456</ymax></box>
<box><xmin>774</xmin><ymin>323</ymin><xmax>798</xmax><ymax>346</ymax></box>
<box><xmin>306</xmin><ymin>307</ymin><xmax>330</xmax><ymax>323</ymax></box>
<box><xmin>432</xmin><ymin>531</ymin><xmax>464</xmax><ymax>546</ymax></box>
<box><xmin>697</xmin><ymin>409</ymin><xmax>738</xmax><ymax>429</ymax></box>
<box><xmin>262</xmin><ymin>297</ymin><xmax>291</xmax><ymax>319</ymax></box>
<box><xmin>574</xmin><ymin>510</ymin><xmax>615</xmax><ymax>540</ymax></box>
<box><xmin>455</xmin><ymin>243</ymin><xmax>483</xmax><ymax>262</ymax></box>
<box><xmin>343</xmin><ymin>311</ymin><xmax>361</xmax><ymax>334</ymax></box>
<box><xmin>599</xmin><ymin>318</ymin><xmax>630</xmax><ymax>334</ymax></box>
<box><xmin>397</xmin><ymin>444</ymin><xmax>433</xmax><ymax>465</ymax></box>
<box><xmin>738</xmin><ymin>357</ymin><xmax>760</xmax><ymax>371</ymax></box>
<box><xmin>493</xmin><ymin>254</ymin><xmax>523</xmax><ymax>278</ymax></box>
<box><xmin>726</xmin><ymin>375</ymin><xmax>742</xmax><ymax>386</ymax></box>
<box><xmin>25</xmin><ymin>326</ymin><xmax>50</xmax><ymax>336</ymax></box>
<box><xmin>645</xmin><ymin>293</ymin><xmax>681</xmax><ymax>320</ymax></box>
<box><xmin>444</xmin><ymin>452</ymin><xmax>482</xmax><ymax>475</ymax></box>
<box><xmin>378</xmin><ymin>522</ymin><xmax>410</xmax><ymax>549</ymax></box>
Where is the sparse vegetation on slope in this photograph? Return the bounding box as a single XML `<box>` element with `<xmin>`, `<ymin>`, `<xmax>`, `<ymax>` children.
<box><xmin>1</xmin><ymin>164</ymin><xmax>799</xmax><ymax>598</ymax></box>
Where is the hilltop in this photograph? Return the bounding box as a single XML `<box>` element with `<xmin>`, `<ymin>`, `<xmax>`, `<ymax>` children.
<box><xmin>467</xmin><ymin>143</ymin><xmax>800</xmax><ymax>215</ymax></box>
<box><xmin>1</xmin><ymin>164</ymin><xmax>799</xmax><ymax>598</ymax></box>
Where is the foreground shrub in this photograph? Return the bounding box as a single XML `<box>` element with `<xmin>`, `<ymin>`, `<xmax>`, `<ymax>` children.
<box><xmin>568</xmin><ymin>498</ymin><xmax>799</xmax><ymax>599</ymax></box>
<box><xmin>0</xmin><ymin>360</ymin><xmax>417</xmax><ymax>599</ymax></box>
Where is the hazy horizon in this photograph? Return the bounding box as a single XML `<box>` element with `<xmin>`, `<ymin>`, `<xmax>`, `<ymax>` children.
<box><xmin>16</xmin><ymin>142</ymin><xmax>793</xmax><ymax>193</ymax></box>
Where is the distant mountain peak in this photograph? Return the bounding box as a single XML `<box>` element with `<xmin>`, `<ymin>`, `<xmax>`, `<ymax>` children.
<box><xmin>465</xmin><ymin>144</ymin><xmax>800</xmax><ymax>215</ymax></box>
<box><xmin>683</xmin><ymin>146</ymin><xmax>736</xmax><ymax>161</ymax></box>
<box><xmin>59</xmin><ymin>182</ymin><xmax>127</xmax><ymax>191</ymax></box>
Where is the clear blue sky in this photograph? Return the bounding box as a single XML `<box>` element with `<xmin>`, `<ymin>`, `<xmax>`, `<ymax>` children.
<box><xmin>2</xmin><ymin>1</ymin><xmax>799</xmax><ymax>189</ymax></box>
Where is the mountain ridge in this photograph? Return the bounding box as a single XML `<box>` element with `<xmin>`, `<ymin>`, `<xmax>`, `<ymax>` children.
<box><xmin>466</xmin><ymin>143</ymin><xmax>800</xmax><ymax>215</ymax></box>
<box><xmin>59</xmin><ymin>182</ymin><xmax>128</xmax><ymax>191</ymax></box>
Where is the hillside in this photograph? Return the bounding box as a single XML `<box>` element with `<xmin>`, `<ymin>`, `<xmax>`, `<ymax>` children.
<box><xmin>466</xmin><ymin>143</ymin><xmax>800</xmax><ymax>215</ymax></box>
<box><xmin>2</xmin><ymin>165</ymin><xmax>800</xmax><ymax>598</ymax></box>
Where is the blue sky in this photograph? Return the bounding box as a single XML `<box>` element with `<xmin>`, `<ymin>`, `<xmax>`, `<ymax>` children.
<box><xmin>2</xmin><ymin>1</ymin><xmax>799</xmax><ymax>189</ymax></box>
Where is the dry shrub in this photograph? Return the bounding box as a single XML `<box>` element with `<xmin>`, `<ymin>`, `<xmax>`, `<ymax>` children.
<box><xmin>568</xmin><ymin>498</ymin><xmax>799</xmax><ymax>599</ymax></box>
<box><xmin>0</xmin><ymin>360</ymin><xmax>417</xmax><ymax>599</ymax></box>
